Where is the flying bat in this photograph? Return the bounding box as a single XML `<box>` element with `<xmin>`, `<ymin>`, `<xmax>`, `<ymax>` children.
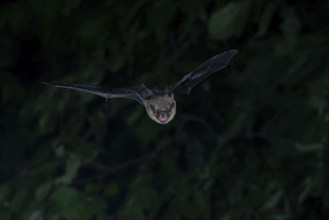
<box><xmin>44</xmin><ymin>49</ymin><xmax>238</xmax><ymax>124</ymax></box>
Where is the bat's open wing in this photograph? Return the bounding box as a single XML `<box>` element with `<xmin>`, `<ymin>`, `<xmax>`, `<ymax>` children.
<box><xmin>43</xmin><ymin>82</ymin><xmax>150</xmax><ymax>104</ymax></box>
<box><xmin>170</xmin><ymin>49</ymin><xmax>238</xmax><ymax>94</ymax></box>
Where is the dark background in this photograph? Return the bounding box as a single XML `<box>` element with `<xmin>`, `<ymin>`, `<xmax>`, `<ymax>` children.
<box><xmin>0</xmin><ymin>0</ymin><xmax>328</xmax><ymax>219</ymax></box>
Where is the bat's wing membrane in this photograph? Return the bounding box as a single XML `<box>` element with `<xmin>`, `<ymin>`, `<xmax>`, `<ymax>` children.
<box><xmin>171</xmin><ymin>49</ymin><xmax>238</xmax><ymax>94</ymax></box>
<box><xmin>43</xmin><ymin>82</ymin><xmax>149</xmax><ymax>104</ymax></box>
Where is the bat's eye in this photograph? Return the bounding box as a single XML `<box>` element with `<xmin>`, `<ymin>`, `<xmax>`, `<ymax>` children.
<box><xmin>170</xmin><ymin>103</ymin><xmax>175</xmax><ymax>110</ymax></box>
<box><xmin>150</xmin><ymin>105</ymin><xmax>157</xmax><ymax>113</ymax></box>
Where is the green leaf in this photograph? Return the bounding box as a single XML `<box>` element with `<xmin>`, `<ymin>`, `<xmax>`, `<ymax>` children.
<box><xmin>208</xmin><ymin>2</ymin><xmax>251</xmax><ymax>40</ymax></box>
<box><xmin>0</xmin><ymin>184</ymin><xmax>10</xmax><ymax>205</ymax></box>
<box><xmin>55</xmin><ymin>155</ymin><xmax>80</xmax><ymax>184</ymax></box>
<box><xmin>194</xmin><ymin>191</ymin><xmax>210</xmax><ymax>219</ymax></box>
<box><xmin>50</xmin><ymin>186</ymin><xmax>85</xmax><ymax>219</ymax></box>
<box><xmin>10</xmin><ymin>188</ymin><xmax>29</xmax><ymax>214</ymax></box>
<box><xmin>35</xmin><ymin>182</ymin><xmax>52</xmax><ymax>202</ymax></box>
<box><xmin>298</xmin><ymin>178</ymin><xmax>314</xmax><ymax>204</ymax></box>
<box><xmin>0</xmin><ymin>211</ymin><xmax>10</xmax><ymax>220</ymax></box>
<box><xmin>104</xmin><ymin>183</ymin><xmax>119</xmax><ymax>197</ymax></box>
<box><xmin>295</xmin><ymin>143</ymin><xmax>323</xmax><ymax>153</ymax></box>
<box><xmin>262</xmin><ymin>190</ymin><xmax>283</xmax><ymax>209</ymax></box>
<box><xmin>28</xmin><ymin>210</ymin><xmax>42</xmax><ymax>220</ymax></box>
<box><xmin>147</xmin><ymin>1</ymin><xmax>177</xmax><ymax>47</ymax></box>
<box><xmin>279</xmin><ymin>6</ymin><xmax>301</xmax><ymax>51</ymax></box>
<box><xmin>256</xmin><ymin>2</ymin><xmax>280</xmax><ymax>37</ymax></box>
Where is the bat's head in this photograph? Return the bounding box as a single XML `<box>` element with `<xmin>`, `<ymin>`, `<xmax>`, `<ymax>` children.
<box><xmin>145</xmin><ymin>95</ymin><xmax>176</xmax><ymax>124</ymax></box>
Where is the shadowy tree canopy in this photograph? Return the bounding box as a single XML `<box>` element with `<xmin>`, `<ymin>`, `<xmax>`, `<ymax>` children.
<box><xmin>0</xmin><ymin>0</ymin><xmax>328</xmax><ymax>219</ymax></box>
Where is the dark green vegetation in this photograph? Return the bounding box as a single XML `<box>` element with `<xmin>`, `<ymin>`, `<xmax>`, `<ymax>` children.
<box><xmin>0</xmin><ymin>0</ymin><xmax>328</xmax><ymax>219</ymax></box>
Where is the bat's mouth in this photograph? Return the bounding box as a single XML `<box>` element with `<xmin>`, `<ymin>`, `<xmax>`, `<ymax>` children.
<box><xmin>157</xmin><ymin>113</ymin><xmax>168</xmax><ymax>122</ymax></box>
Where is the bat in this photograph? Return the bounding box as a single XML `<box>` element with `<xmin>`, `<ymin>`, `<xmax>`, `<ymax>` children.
<box><xmin>43</xmin><ymin>49</ymin><xmax>238</xmax><ymax>124</ymax></box>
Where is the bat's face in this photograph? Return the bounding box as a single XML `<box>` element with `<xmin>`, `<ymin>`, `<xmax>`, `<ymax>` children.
<box><xmin>145</xmin><ymin>95</ymin><xmax>176</xmax><ymax>124</ymax></box>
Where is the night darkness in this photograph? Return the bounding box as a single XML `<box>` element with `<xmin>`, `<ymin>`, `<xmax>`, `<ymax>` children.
<box><xmin>0</xmin><ymin>1</ymin><xmax>328</xmax><ymax>219</ymax></box>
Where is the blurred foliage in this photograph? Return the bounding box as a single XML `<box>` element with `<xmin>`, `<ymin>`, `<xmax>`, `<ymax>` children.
<box><xmin>0</xmin><ymin>0</ymin><xmax>328</xmax><ymax>219</ymax></box>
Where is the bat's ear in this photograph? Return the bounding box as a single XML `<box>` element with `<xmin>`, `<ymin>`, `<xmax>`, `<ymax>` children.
<box><xmin>170</xmin><ymin>102</ymin><xmax>175</xmax><ymax>109</ymax></box>
<box><xmin>150</xmin><ymin>104</ymin><xmax>156</xmax><ymax>111</ymax></box>
<box><xmin>166</xmin><ymin>86</ymin><xmax>174</xmax><ymax>96</ymax></box>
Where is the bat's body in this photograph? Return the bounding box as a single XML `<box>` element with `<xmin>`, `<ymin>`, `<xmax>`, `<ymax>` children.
<box><xmin>44</xmin><ymin>49</ymin><xmax>238</xmax><ymax>124</ymax></box>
